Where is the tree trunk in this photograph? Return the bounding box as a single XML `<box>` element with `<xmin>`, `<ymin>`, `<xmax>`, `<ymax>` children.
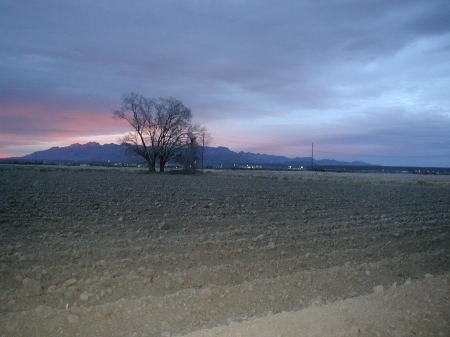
<box><xmin>159</xmin><ymin>160</ymin><xmax>166</xmax><ymax>173</ymax></box>
<box><xmin>147</xmin><ymin>161</ymin><xmax>156</xmax><ymax>173</ymax></box>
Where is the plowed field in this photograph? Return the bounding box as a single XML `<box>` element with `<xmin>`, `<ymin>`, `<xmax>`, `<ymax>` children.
<box><xmin>0</xmin><ymin>165</ymin><xmax>449</xmax><ymax>336</ymax></box>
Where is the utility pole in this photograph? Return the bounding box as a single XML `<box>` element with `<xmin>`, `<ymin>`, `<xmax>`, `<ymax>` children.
<box><xmin>311</xmin><ymin>142</ymin><xmax>314</xmax><ymax>170</ymax></box>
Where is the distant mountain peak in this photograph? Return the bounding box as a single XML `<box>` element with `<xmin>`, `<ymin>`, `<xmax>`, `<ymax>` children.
<box><xmin>69</xmin><ymin>142</ymin><xmax>100</xmax><ymax>148</ymax></box>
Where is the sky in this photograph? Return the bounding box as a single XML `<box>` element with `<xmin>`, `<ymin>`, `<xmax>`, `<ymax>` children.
<box><xmin>1</xmin><ymin>0</ymin><xmax>449</xmax><ymax>167</ymax></box>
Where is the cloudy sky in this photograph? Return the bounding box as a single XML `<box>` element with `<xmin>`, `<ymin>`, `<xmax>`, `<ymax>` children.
<box><xmin>1</xmin><ymin>0</ymin><xmax>449</xmax><ymax>166</ymax></box>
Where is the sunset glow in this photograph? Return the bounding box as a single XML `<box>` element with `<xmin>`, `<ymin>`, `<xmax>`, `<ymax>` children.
<box><xmin>1</xmin><ymin>1</ymin><xmax>449</xmax><ymax>166</ymax></box>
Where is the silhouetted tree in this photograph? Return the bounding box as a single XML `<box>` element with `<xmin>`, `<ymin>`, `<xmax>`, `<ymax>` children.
<box><xmin>154</xmin><ymin>98</ymin><xmax>193</xmax><ymax>172</ymax></box>
<box><xmin>114</xmin><ymin>93</ymin><xmax>157</xmax><ymax>172</ymax></box>
<box><xmin>176</xmin><ymin>129</ymin><xmax>201</xmax><ymax>172</ymax></box>
<box><xmin>114</xmin><ymin>93</ymin><xmax>206</xmax><ymax>173</ymax></box>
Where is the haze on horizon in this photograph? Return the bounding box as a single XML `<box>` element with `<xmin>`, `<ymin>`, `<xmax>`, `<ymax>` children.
<box><xmin>1</xmin><ymin>0</ymin><xmax>449</xmax><ymax>167</ymax></box>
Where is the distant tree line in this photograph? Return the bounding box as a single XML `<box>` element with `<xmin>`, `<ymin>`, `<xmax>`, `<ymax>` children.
<box><xmin>114</xmin><ymin>93</ymin><xmax>208</xmax><ymax>173</ymax></box>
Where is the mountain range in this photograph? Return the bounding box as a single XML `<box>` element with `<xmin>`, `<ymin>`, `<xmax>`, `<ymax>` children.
<box><xmin>2</xmin><ymin>142</ymin><xmax>371</xmax><ymax>168</ymax></box>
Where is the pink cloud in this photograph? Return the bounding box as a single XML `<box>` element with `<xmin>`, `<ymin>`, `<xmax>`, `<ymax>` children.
<box><xmin>1</xmin><ymin>103</ymin><xmax>125</xmax><ymax>135</ymax></box>
<box><xmin>0</xmin><ymin>102</ymin><xmax>129</xmax><ymax>157</ymax></box>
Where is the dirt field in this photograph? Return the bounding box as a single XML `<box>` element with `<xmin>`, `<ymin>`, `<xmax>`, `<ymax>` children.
<box><xmin>0</xmin><ymin>165</ymin><xmax>449</xmax><ymax>337</ymax></box>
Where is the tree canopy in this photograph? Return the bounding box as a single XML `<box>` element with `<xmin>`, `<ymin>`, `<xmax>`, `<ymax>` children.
<box><xmin>114</xmin><ymin>93</ymin><xmax>206</xmax><ymax>172</ymax></box>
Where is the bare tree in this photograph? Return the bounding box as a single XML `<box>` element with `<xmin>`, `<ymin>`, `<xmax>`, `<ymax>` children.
<box><xmin>114</xmin><ymin>93</ymin><xmax>158</xmax><ymax>172</ymax></box>
<box><xmin>114</xmin><ymin>93</ymin><xmax>205</xmax><ymax>173</ymax></box>
<box><xmin>176</xmin><ymin>130</ymin><xmax>200</xmax><ymax>172</ymax></box>
<box><xmin>154</xmin><ymin>98</ymin><xmax>192</xmax><ymax>172</ymax></box>
<box><xmin>174</xmin><ymin>124</ymin><xmax>210</xmax><ymax>172</ymax></box>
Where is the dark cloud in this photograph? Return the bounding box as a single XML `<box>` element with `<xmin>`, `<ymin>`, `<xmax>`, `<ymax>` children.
<box><xmin>0</xmin><ymin>0</ymin><xmax>449</xmax><ymax>165</ymax></box>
